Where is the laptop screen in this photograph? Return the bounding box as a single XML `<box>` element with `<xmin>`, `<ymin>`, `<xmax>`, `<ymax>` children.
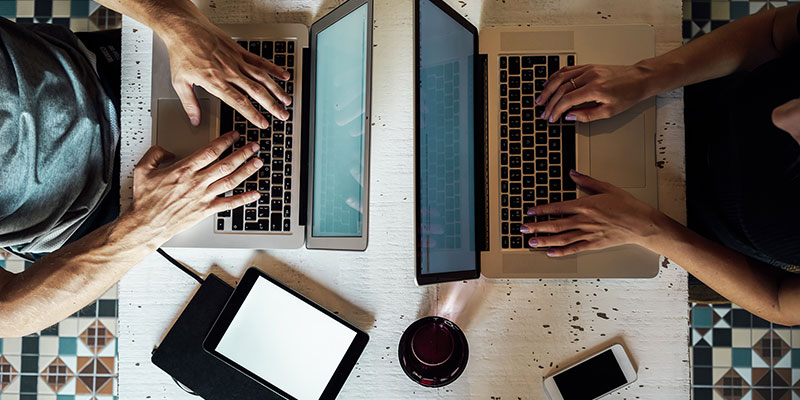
<box><xmin>311</xmin><ymin>3</ymin><xmax>369</xmax><ymax>238</ymax></box>
<box><xmin>417</xmin><ymin>0</ymin><xmax>478</xmax><ymax>276</ymax></box>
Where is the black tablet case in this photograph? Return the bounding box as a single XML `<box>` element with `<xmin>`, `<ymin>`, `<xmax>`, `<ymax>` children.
<box><xmin>151</xmin><ymin>274</ymin><xmax>284</xmax><ymax>399</ymax></box>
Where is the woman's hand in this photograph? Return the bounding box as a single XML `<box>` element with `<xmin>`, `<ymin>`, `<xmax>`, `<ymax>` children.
<box><xmin>160</xmin><ymin>15</ymin><xmax>292</xmax><ymax>129</ymax></box>
<box><xmin>537</xmin><ymin>64</ymin><xmax>654</xmax><ymax>123</ymax></box>
<box><xmin>520</xmin><ymin>170</ymin><xmax>666</xmax><ymax>257</ymax></box>
<box><xmin>126</xmin><ymin>130</ymin><xmax>262</xmax><ymax>241</ymax></box>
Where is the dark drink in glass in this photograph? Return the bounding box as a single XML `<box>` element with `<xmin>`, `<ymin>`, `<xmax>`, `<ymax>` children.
<box><xmin>398</xmin><ymin>316</ymin><xmax>468</xmax><ymax>387</ymax></box>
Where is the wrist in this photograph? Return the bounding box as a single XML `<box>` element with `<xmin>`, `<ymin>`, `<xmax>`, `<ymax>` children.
<box><xmin>145</xmin><ymin>1</ymin><xmax>210</xmax><ymax>46</ymax></box>
<box><xmin>633</xmin><ymin>58</ymin><xmax>676</xmax><ymax>100</ymax></box>
<box><xmin>114</xmin><ymin>209</ymin><xmax>171</xmax><ymax>252</ymax></box>
<box><xmin>637</xmin><ymin>209</ymin><xmax>684</xmax><ymax>254</ymax></box>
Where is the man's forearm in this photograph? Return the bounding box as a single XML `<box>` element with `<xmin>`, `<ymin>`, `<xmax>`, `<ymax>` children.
<box><xmin>636</xmin><ymin>4</ymin><xmax>800</xmax><ymax>98</ymax></box>
<box><xmin>94</xmin><ymin>0</ymin><xmax>207</xmax><ymax>42</ymax></box>
<box><xmin>0</xmin><ymin>211</ymin><xmax>166</xmax><ymax>337</ymax></box>
<box><xmin>647</xmin><ymin>214</ymin><xmax>800</xmax><ymax>326</ymax></box>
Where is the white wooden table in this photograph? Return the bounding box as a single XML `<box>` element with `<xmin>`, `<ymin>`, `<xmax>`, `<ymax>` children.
<box><xmin>118</xmin><ymin>0</ymin><xmax>689</xmax><ymax>398</ymax></box>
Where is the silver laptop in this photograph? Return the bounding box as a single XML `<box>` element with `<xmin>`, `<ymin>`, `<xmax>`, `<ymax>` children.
<box><xmin>415</xmin><ymin>0</ymin><xmax>659</xmax><ymax>283</ymax></box>
<box><xmin>151</xmin><ymin>0</ymin><xmax>373</xmax><ymax>251</ymax></box>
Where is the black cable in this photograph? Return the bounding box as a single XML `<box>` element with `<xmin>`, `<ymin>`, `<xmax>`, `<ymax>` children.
<box><xmin>157</xmin><ymin>248</ymin><xmax>204</xmax><ymax>284</ymax></box>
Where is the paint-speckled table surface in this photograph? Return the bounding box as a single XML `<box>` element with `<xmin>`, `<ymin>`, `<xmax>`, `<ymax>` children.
<box><xmin>117</xmin><ymin>0</ymin><xmax>689</xmax><ymax>398</ymax></box>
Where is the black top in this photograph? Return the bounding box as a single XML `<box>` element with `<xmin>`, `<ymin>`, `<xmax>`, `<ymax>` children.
<box><xmin>686</xmin><ymin>26</ymin><xmax>800</xmax><ymax>271</ymax></box>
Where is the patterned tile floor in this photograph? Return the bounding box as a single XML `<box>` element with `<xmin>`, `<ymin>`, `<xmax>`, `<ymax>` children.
<box><xmin>0</xmin><ymin>0</ymin><xmax>799</xmax><ymax>399</ymax></box>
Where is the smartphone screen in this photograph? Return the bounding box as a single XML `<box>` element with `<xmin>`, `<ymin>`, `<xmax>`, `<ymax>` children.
<box><xmin>553</xmin><ymin>349</ymin><xmax>628</xmax><ymax>399</ymax></box>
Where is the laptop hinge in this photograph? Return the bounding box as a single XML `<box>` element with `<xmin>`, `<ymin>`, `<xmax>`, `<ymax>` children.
<box><xmin>477</xmin><ymin>53</ymin><xmax>489</xmax><ymax>253</ymax></box>
<box><xmin>299</xmin><ymin>46</ymin><xmax>311</xmax><ymax>227</ymax></box>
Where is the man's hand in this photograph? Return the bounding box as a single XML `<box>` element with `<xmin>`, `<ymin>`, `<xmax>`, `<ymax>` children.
<box><xmin>536</xmin><ymin>64</ymin><xmax>653</xmax><ymax>123</ymax></box>
<box><xmin>520</xmin><ymin>170</ymin><xmax>665</xmax><ymax>256</ymax></box>
<box><xmin>163</xmin><ymin>18</ymin><xmax>292</xmax><ymax>129</ymax></box>
<box><xmin>127</xmin><ymin>130</ymin><xmax>262</xmax><ymax>240</ymax></box>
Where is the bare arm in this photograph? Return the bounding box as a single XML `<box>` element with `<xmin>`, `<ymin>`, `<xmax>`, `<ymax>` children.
<box><xmin>94</xmin><ymin>0</ymin><xmax>292</xmax><ymax>128</ymax></box>
<box><xmin>522</xmin><ymin>171</ymin><xmax>800</xmax><ymax>326</ymax></box>
<box><xmin>538</xmin><ymin>4</ymin><xmax>800</xmax><ymax>123</ymax></box>
<box><xmin>0</xmin><ymin>132</ymin><xmax>261</xmax><ymax>337</ymax></box>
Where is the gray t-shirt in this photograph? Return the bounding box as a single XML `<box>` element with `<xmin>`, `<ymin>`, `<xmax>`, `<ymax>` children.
<box><xmin>0</xmin><ymin>19</ymin><xmax>118</xmax><ymax>254</ymax></box>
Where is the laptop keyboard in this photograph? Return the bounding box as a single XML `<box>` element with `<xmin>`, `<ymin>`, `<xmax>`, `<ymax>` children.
<box><xmin>498</xmin><ymin>54</ymin><xmax>578</xmax><ymax>249</ymax></box>
<box><xmin>216</xmin><ymin>39</ymin><xmax>296</xmax><ymax>233</ymax></box>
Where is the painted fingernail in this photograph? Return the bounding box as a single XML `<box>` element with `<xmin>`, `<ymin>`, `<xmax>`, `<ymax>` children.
<box><xmin>539</xmin><ymin>111</ymin><xmax>546</xmax><ymax>119</ymax></box>
<box><xmin>529</xmin><ymin>239</ymin><xmax>539</xmax><ymax>246</ymax></box>
<box><xmin>190</xmin><ymin>116</ymin><xmax>199</xmax><ymax>126</ymax></box>
<box><xmin>520</xmin><ymin>225</ymin><xmax>529</xmax><ymax>233</ymax></box>
<box><xmin>527</xmin><ymin>208</ymin><xmax>536</xmax><ymax>216</ymax></box>
<box><xmin>565</xmin><ymin>114</ymin><xmax>577</xmax><ymax>121</ymax></box>
<box><xmin>569</xmin><ymin>169</ymin><xmax>580</xmax><ymax>176</ymax></box>
<box><xmin>535</xmin><ymin>95</ymin><xmax>542</xmax><ymax>104</ymax></box>
<box><xmin>254</xmin><ymin>158</ymin><xmax>263</xmax><ymax>168</ymax></box>
<box><xmin>549</xmin><ymin>115</ymin><xmax>554</xmax><ymax>123</ymax></box>
<box><xmin>546</xmin><ymin>249</ymin><xmax>555</xmax><ymax>256</ymax></box>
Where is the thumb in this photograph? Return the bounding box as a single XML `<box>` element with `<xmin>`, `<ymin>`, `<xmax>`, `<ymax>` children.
<box><xmin>565</xmin><ymin>104</ymin><xmax>613</xmax><ymax>123</ymax></box>
<box><xmin>137</xmin><ymin>146</ymin><xmax>175</xmax><ymax>170</ymax></box>
<box><xmin>174</xmin><ymin>81</ymin><xmax>202</xmax><ymax>126</ymax></box>
<box><xmin>569</xmin><ymin>169</ymin><xmax>611</xmax><ymax>194</ymax></box>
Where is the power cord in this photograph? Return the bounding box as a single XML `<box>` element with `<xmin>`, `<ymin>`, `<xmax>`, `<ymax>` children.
<box><xmin>156</xmin><ymin>248</ymin><xmax>204</xmax><ymax>284</ymax></box>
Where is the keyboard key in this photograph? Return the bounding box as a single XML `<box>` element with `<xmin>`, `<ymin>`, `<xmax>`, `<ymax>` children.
<box><xmin>288</xmin><ymin>41</ymin><xmax>295</xmax><ymax>54</ymax></box>
<box><xmin>259</xmin><ymin>192</ymin><xmax>270</xmax><ymax>204</ymax></box>
<box><xmin>501</xmin><ymin>125</ymin><xmax>508</xmax><ymax>138</ymax></box>
<box><xmin>509</xmin><ymin>89</ymin><xmax>520</xmax><ymax>102</ymax></box>
<box><xmin>501</xmin><ymin>181</ymin><xmax>508</xmax><ymax>193</ymax></box>
<box><xmin>284</xmin><ymin>206</ymin><xmax>291</xmax><ymax>218</ymax></box>
<box><xmin>500</xmin><ymin>56</ymin><xmax>507</xmax><ymax>68</ymax></box>
<box><xmin>287</xmin><ymin>55</ymin><xmax>294</xmax><ymax>67</ymax></box>
<box><xmin>511</xmin><ymin>209</ymin><xmax>522</xmax><ymax>221</ymax></box>
<box><xmin>237</xmin><ymin>40</ymin><xmax>247</xmax><ymax>49</ymax></box>
<box><xmin>245</xmin><ymin>209</ymin><xmax>257</xmax><ymax>221</ymax></box>
<box><xmin>509</xmin><ymin>155</ymin><xmax>521</xmax><ymax>168</ymax></box>
<box><xmin>271</xmin><ymin>214</ymin><xmax>282</xmax><ymax>231</ymax></box>
<box><xmin>509</xmin><ymin>116</ymin><xmax>521</xmax><ymax>128</ymax></box>
<box><xmin>522</xmin><ymin>109</ymin><xmax>534</xmax><ymax>121</ymax></box>
<box><xmin>522</xmin><ymin>123</ymin><xmax>534</xmax><ymax>135</ymax></box>
<box><xmin>536</xmin><ymin>131</ymin><xmax>547</xmax><ymax>144</ymax></box>
<box><xmin>549</xmin><ymin>165</ymin><xmax>561</xmax><ymax>178</ymax></box>
<box><xmin>548</xmin><ymin>56</ymin><xmax>560</xmax><ymax>75</ymax></box>
<box><xmin>501</xmin><ymin>166</ymin><xmax>508</xmax><ymax>180</ymax></box>
<box><xmin>509</xmin><ymin>56</ymin><xmax>520</xmax><ymax>74</ymax></box>
<box><xmin>501</xmin><ymin>139</ymin><xmax>508</xmax><ymax>152</ymax></box>
<box><xmin>248</xmin><ymin>41</ymin><xmax>260</xmax><ymax>56</ymax></box>
<box><xmin>258</xmin><ymin>220</ymin><xmax>270</xmax><ymax>231</ymax></box>
<box><xmin>523</xmin><ymin>175</ymin><xmax>534</xmax><ymax>187</ymax></box>
<box><xmin>522</xmin><ymin>136</ymin><xmax>534</xmax><ymax>148</ymax></box>
<box><xmin>510</xmin><ymin>182</ymin><xmax>522</xmax><ymax>194</ymax></box>
<box><xmin>500</xmin><ymin>84</ymin><xmax>507</xmax><ymax>96</ymax></box>
<box><xmin>501</xmin><ymin>112</ymin><xmax>508</xmax><ymax>124</ymax></box>
<box><xmin>522</xmin><ymin>162</ymin><xmax>535</xmax><ymax>174</ymax></box>
<box><xmin>502</xmin><ymin>222</ymin><xmax>509</xmax><ymax>234</ymax></box>
<box><xmin>502</xmin><ymin>208</ymin><xmax>509</xmax><ymax>220</ymax></box>
<box><xmin>284</xmin><ymin>191</ymin><xmax>291</xmax><ymax>203</ymax></box>
<box><xmin>549</xmin><ymin>152</ymin><xmax>561</xmax><ymax>164</ymax></box>
<box><xmin>567</xmin><ymin>55</ymin><xmax>575</xmax><ymax>66</ymax></box>
<box><xmin>272</xmin><ymin>146</ymin><xmax>284</xmax><ymax>159</ymax></box>
<box><xmin>271</xmin><ymin>186</ymin><xmax>283</xmax><ymax>198</ymax></box>
<box><xmin>511</xmin><ymin>196</ymin><xmax>522</xmax><ymax>208</ymax></box>
<box><xmin>509</xmin><ymin>102</ymin><xmax>520</xmax><ymax>115</ymax></box>
<box><xmin>258</xmin><ymin>206</ymin><xmax>269</xmax><ymax>218</ymax></box>
<box><xmin>284</xmin><ymin>178</ymin><xmax>292</xmax><ymax>190</ymax></box>
<box><xmin>550</xmin><ymin>193</ymin><xmax>562</xmax><ymax>203</ymax></box>
<box><xmin>523</xmin><ymin>189</ymin><xmax>535</xmax><ymax>201</ymax></box>
<box><xmin>522</xmin><ymin>83</ymin><xmax>534</xmax><ymax>94</ymax></box>
<box><xmin>259</xmin><ymin>180</ymin><xmax>270</xmax><ymax>191</ymax></box>
<box><xmin>510</xmin><ymin>142</ymin><xmax>521</xmax><ymax>155</ymax></box>
<box><xmin>232</xmin><ymin>206</ymin><xmax>244</xmax><ymax>231</ymax></box>
<box><xmin>521</xmin><ymin>56</ymin><xmax>534</xmax><ymax>68</ymax></box>
<box><xmin>509</xmin><ymin>129</ymin><xmax>521</xmax><ymax>141</ymax></box>
<box><xmin>218</xmin><ymin>210</ymin><xmax>231</xmax><ymax>217</ymax></box>
<box><xmin>549</xmin><ymin>180</ymin><xmax>561</xmax><ymax>191</ymax></box>
<box><xmin>500</xmin><ymin>70</ymin><xmax>507</xmax><ymax>82</ymax></box>
<box><xmin>283</xmin><ymin>219</ymin><xmax>291</xmax><ymax>231</ymax></box>
<box><xmin>502</xmin><ymin>236</ymin><xmax>509</xmax><ymax>248</ymax></box>
<box><xmin>535</xmin><ymin>79</ymin><xmax>546</xmax><ymax>91</ymax></box>
<box><xmin>272</xmin><ymin>173</ymin><xmax>284</xmax><ymax>186</ymax></box>
<box><xmin>522</xmin><ymin>149</ymin><xmax>535</xmax><ymax>161</ymax></box>
<box><xmin>245</xmin><ymin>222</ymin><xmax>260</xmax><ymax>231</ymax></box>
<box><xmin>536</xmin><ymin>173</ymin><xmax>548</xmax><ymax>184</ymax></box>
<box><xmin>522</xmin><ymin>96</ymin><xmax>534</xmax><ymax>108</ymax></box>
<box><xmin>275</xmin><ymin>41</ymin><xmax>286</xmax><ymax>53</ymax></box>
<box><xmin>536</xmin><ymin>186</ymin><xmax>548</xmax><ymax>198</ymax></box>
<box><xmin>535</xmin><ymin>119</ymin><xmax>547</xmax><ymax>130</ymax></box>
<box><xmin>521</xmin><ymin>69</ymin><xmax>533</xmax><ymax>81</ymax></box>
<box><xmin>548</xmin><ymin>125</ymin><xmax>560</xmax><ymax>137</ymax></box>
<box><xmin>510</xmin><ymin>223</ymin><xmax>521</xmax><ymax>235</ymax></box>
<box><xmin>562</xmin><ymin>125</ymin><xmax>577</xmax><ymax>190</ymax></box>
<box><xmin>285</xmin><ymin>150</ymin><xmax>292</xmax><ymax>162</ymax></box>
<box><xmin>536</xmin><ymin>146</ymin><xmax>547</xmax><ymax>158</ymax></box>
<box><xmin>501</xmin><ymin>98</ymin><xmax>508</xmax><ymax>111</ymax></box>
<box><xmin>535</xmin><ymin>65</ymin><xmax>547</xmax><ymax>78</ymax></box>
<box><xmin>217</xmin><ymin>219</ymin><xmax>224</xmax><ymax>230</ymax></box>
<box><xmin>536</xmin><ymin>159</ymin><xmax>547</xmax><ymax>171</ymax></box>
<box><xmin>501</xmin><ymin>153</ymin><xmax>508</xmax><ymax>166</ymax></box>
<box><xmin>549</xmin><ymin>139</ymin><xmax>560</xmax><ymax>151</ymax></box>
<box><xmin>564</xmin><ymin>192</ymin><xmax>577</xmax><ymax>201</ymax></box>
<box><xmin>510</xmin><ymin>169</ymin><xmax>521</xmax><ymax>181</ymax></box>
<box><xmin>262</xmin><ymin>42</ymin><xmax>273</xmax><ymax>59</ymax></box>
<box><xmin>501</xmin><ymin>194</ymin><xmax>509</xmax><ymax>207</ymax></box>
<box><xmin>509</xmin><ymin>76</ymin><xmax>521</xmax><ymax>88</ymax></box>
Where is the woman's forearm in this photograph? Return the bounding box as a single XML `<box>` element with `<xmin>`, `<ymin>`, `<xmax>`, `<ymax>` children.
<box><xmin>0</xmin><ymin>211</ymin><xmax>166</xmax><ymax>337</ymax></box>
<box><xmin>647</xmin><ymin>214</ymin><xmax>800</xmax><ymax>326</ymax></box>
<box><xmin>637</xmin><ymin>4</ymin><xmax>800</xmax><ymax>98</ymax></box>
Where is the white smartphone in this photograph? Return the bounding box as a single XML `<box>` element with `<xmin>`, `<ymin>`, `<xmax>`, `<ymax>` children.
<box><xmin>542</xmin><ymin>344</ymin><xmax>637</xmax><ymax>400</ymax></box>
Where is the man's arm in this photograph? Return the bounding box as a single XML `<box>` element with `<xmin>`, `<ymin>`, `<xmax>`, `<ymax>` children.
<box><xmin>0</xmin><ymin>131</ymin><xmax>261</xmax><ymax>337</ymax></box>
<box><xmin>94</xmin><ymin>0</ymin><xmax>292</xmax><ymax>129</ymax></box>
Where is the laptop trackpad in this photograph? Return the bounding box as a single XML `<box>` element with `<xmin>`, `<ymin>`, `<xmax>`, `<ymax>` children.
<box><xmin>156</xmin><ymin>98</ymin><xmax>213</xmax><ymax>161</ymax></box>
<box><xmin>588</xmin><ymin>110</ymin><xmax>646</xmax><ymax>188</ymax></box>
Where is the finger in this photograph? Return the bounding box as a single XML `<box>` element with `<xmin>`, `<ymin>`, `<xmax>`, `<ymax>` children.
<box><xmin>527</xmin><ymin>198</ymin><xmax>585</xmax><ymax>218</ymax></box>
<box><xmin>536</xmin><ymin>65</ymin><xmax>589</xmax><ymax>106</ymax></box>
<box><xmin>546</xmin><ymin>240</ymin><xmax>607</xmax><ymax>257</ymax></box>
<box><xmin>136</xmin><ymin>146</ymin><xmax>175</xmax><ymax>170</ymax></box>
<box><xmin>569</xmin><ymin>169</ymin><xmax>613</xmax><ymax>194</ymax></box>
<box><xmin>564</xmin><ymin>104</ymin><xmax>614</xmax><ymax>123</ymax></box>
<box><xmin>207</xmin><ymin>156</ymin><xmax>264</xmax><ymax>195</ymax></box>
<box><xmin>240</xmin><ymin>62</ymin><xmax>293</xmax><ymax>106</ymax></box>
<box><xmin>520</xmin><ymin>215</ymin><xmax>592</xmax><ymax>234</ymax></box>
<box><xmin>173</xmin><ymin>80</ymin><xmax>202</xmax><ymax>126</ymax></box>
<box><xmin>206</xmin><ymin>84</ymin><xmax>269</xmax><ymax>129</ymax></box>
<box><xmin>180</xmin><ymin>130</ymin><xmax>239</xmax><ymax>171</ymax></box>
<box><xmin>210</xmin><ymin>190</ymin><xmax>261</xmax><ymax>213</ymax></box>
<box><xmin>241</xmin><ymin>51</ymin><xmax>291</xmax><ymax>82</ymax></box>
<box><xmin>548</xmin><ymin>87</ymin><xmax>602</xmax><ymax>123</ymax></box>
<box><xmin>202</xmin><ymin>141</ymin><xmax>261</xmax><ymax>184</ymax></box>
<box><xmin>528</xmin><ymin>230</ymin><xmax>593</xmax><ymax>248</ymax></box>
<box><xmin>235</xmin><ymin>75</ymin><xmax>289</xmax><ymax>121</ymax></box>
<box><xmin>541</xmin><ymin>81</ymin><xmax>578</xmax><ymax>122</ymax></box>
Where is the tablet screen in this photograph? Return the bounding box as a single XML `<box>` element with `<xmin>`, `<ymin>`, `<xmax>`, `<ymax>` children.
<box><xmin>213</xmin><ymin>276</ymin><xmax>358</xmax><ymax>400</ymax></box>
